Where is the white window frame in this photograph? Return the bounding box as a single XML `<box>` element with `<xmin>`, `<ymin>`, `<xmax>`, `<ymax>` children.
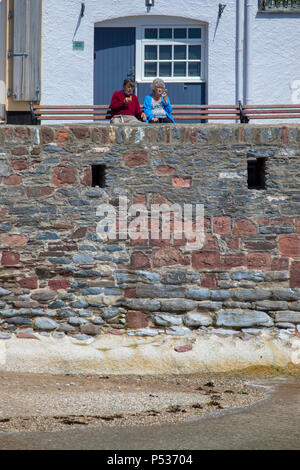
<box><xmin>136</xmin><ymin>24</ymin><xmax>207</xmax><ymax>83</ymax></box>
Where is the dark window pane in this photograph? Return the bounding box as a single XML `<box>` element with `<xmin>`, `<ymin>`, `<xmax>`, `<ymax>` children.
<box><xmin>188</xmin><ymin>28</ymin><xmax>201</xmax><ymax>39</ymax></box>
<box><xmin>174</xmin><ymin>28</ymin><xmax>187</xmax><ymax>39</ymax></box>
<box><xmin>174</xmin><ymin>45</ymin><xmax>186</xmax><ymax>60</ymax></box>
<box><xmin>159</xmin><ymin>62</ymin><xmax>172</xmax><ymax>77</ymax></box>
<box><xmin>188</xmin><ymin>45</ymin><xmax>201</xmax><ymax>60</ymax></box>
<box><xmin>188</xmin><ymin>62</ymin><xmax>201</xmax><ymax>76</ymax></box>
<box><xmin>159</xmin><ymin>28</ymin><xmax>172</xmax><ymax>39</ymax></box>
<box><xmin>145</xmin><ymin>62</ymin><xmax>157</xmax><ymax>77</ymax></box>
<box><xmin>159</xmin><ymin>45</ymin><xmax>172</xmax><ymax>60</ymax></box>
<box><xmin>145</xmin><ymin>28</ymin><xmax>158</xmax><ymax>39</ymax></box>
<box><xmin>174</xmin><ymin>62</ymin><xmax>186</xmax><ymax>77</ymax></box>
<box><xmin>145</xmin><ymin>45</ymin><xmax>157</xmax><ymax>60</ymax></box>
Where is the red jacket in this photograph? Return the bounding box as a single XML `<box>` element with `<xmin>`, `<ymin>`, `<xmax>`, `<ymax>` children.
<box><xmin>110</xmin><ymin>90</ymin><xmax>143</xmax><ymax>119</ymax></box>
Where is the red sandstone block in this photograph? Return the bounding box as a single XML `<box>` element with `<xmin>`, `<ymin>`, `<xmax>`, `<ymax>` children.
<box><xmin>124</xmin><ymin>151</ymin><xmax>147</xmax><ymax>166</ymax></box>
<box><xmin>127</xmin><ymin>311</ymin><xmax>149</xmax><ymax>329</ymax></box>
<box><xmin>11</xmin><ymin>158</ymin><xmax>28</xmax><ymax>171</ymax></box>
<box><xmin>153</xmin><ymin>246</ymin><xmax>189</xmax><ymax>267</ymax></box>
<box><xmin>51</xmin><ymin>165</ymin><xmax>77</xmax><ymax>186</ymax></box>
<box><xmin>19</xmin><ymin>276</ymin><xmax>38</xmax><ymax>289</ymax></box>
<box><xmin>14</xmin><ymin>127</ymin><xmax>29</xmax><ymax>140</ymax></box>
<box><xmin>278</xmin><ymin>234</ymin><xmax>300</xmax><ymax>257</ymax></box>
<box><xmin>130</xmin><ymin>251</ymin><xmax>150</xmax><ymax>270</ymax></box>
<box><xmin>1</xmin><ymin>251</ymin><xmax>20</xmax><ymax>266</ymax></box>
<box><xmin>133</xmin><ymin>194</ymin><xmax>146</xmax><ymax>205</ymax></box>
<box><xmin>225</xmin><ymin>237</ymin><xmax>241</xmax><ymax>250</ymax></box>
<box><xmin>124</xmin><ymin>288</ymin><xmax>136</xmax><ymax>298</ymax></box>
<box><xmin>40</xmin><ymin>127</ymin><xmax>54</xmax><ymax>144</ymax></box>
<box><xmin>55</xmin><ymin>129</ymin><xmax>69</xmax><ymax>143</ymax></box>
<box><xmin>71</xmin><ymin>227</ymin><xmax>87</xmax><ymax>239</ymax></box>
<box><xmin>281</xmin><ymin>126</ymin><xmax>289</xmax><ymax>144</ymax></box>
<box><xmin>213</xmin><ymin>216</ymin><xmax>231</xmax><ymax>235</ymax></box>
<box><xmin>11</xmin><ymin>147</ymin><xmax>28</xmax><ymax>156</ymax></box>
<box><xmin>257</xmin><ymin>218</ymin><xmax>269</xmax><ymax>225</ymax></box>
<box><xmin>172</xmin><ymin>176</ymin><xmax>192</xmax><ymax>188</ymax></box>
<box><xmin>296</xmin><ymin>219</ymin><xmax>300</xmax><ymax>233</ymax></box>
<box><xmin>271</xmin><ymin>256</ymin><xmax>289</xmax><ymax>271</ymax></box>
<box><xmin>1</xmin><ymin>234</ymin><xmax>28</xmax><ymax>247</ymax></box>
<box><xmin>81</xmin><ymin>168</ymin><xmax>92</xmax><ymax>186</ymax></box>
<box><xmin>130</xmin><ymin>234</ymin><xmax>149</xmax><ymax>247</ymax></box>
<box><xmin>290</xmin><ymin>261</ymin><xmax>300</xmax><ymax>288</ymax></box>
<box><xmin>233</xmin><ymin>219</ymin><xmax>257</xmax><ymax>236</ymax></box>
<box><xmin>204</xmin><ymin>218</ymin><xmax>211</xmax><ymax>233</ymax></box>
<box><xmin>155</xmin><ymin>165</ymin><xmax>175</xmax><ymax>176</ymax></box>
<box><xmin>70</xmin><ymin>126</ymin><xmax>90</xmax><ymax>139</ymax></box>
<box><xmin>174</xmin><ymin>344</ymin><xmax>193</xmax><ymax>353</ymax></box>
<box><xmin>201</xmin><ymin>273</ymin><xmax>218</xmax><ymax>288</ymax></box>
<box><xmin>16</xmin><ymin>332</ymin><xmax>39</xmax><ymax>340</ymax></box>
<box><xmin>48</xmin><ymin>279</ymin><xmax>71</xmax><ymax>290</ymax></box>
<box><xmin>25</xmin><ymin>186</ymin><xmax>54</xmax><ymax>198</ymax></box>
<box><xmin>247</xmin><ymin>252</ymin><xmax>271</xmax><ymax>270</ymax></box>
<box><xmin>4</xmin><ymin>175</ymin><xmax>22</xmax><ymax>186</ymax></box>
<box><xmin>221</xmin><ymin>254</ymin><xmax>246</xmax><ymax>269</ymax></box>
<box><xmin>192</xmin><ymin>251</ymin><xmax>220</xmax><ymax>270</ymax></box>
<box><xmin>203</xmin><ymin>235</ymin><xmax>219</xmax><ymax>250</ymax></box>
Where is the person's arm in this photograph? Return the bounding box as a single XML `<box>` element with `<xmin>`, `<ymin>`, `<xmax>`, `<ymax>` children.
<box><xmin>162</xmin><ymin>95</ymin><xmax>173</xmax><ymax>114</ymax></box>
<box><xmin>143</xmin><ymin>95</ymin><xmax>154</xmax><ymax>122</ymax></box>
<box><xmin>110</xmin><ymin>91</ymin><xmax>128</xmax><ymax>114</ymax></box>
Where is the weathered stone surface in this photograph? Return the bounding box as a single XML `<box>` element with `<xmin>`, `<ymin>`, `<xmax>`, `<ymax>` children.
<box><xmin>125</xmin><ymin>299</ymin><xmax>161</xmax><ymax>311</ymax></box>
<box><xmin>232</xmin><ymin>288</ymin><xmax>271</xmax><ymax>301</ymax></box>
<box><xmin>33</xmin><ymin>317</ymin><xmax>58</xmax><ymax>330</ymax></box>
<box><xmin>31</xmin><ymin>290</ymin><xmax>56</xmax><ymax>302</ymax></box>
<box><xmin>216</xmin><ymin>310</ymin><xmax>273</xmax><ymax>327</ymax></box>
<box><xmin>153</xmin><ymin>313</ymin><xmax>183</xmax><ymax>327</ymax></box>
<box><xmin>184</xmin><ymin>312</ymin><xmax>213</xmax><ymax>327</ymax></box>
<box><xmin>186</xmin><ymin>288</ymin><xmax>210</xmax><ymax>300</ymax></box>
<box><xmin>160</xmin><ymin>299</ymin><xmax>196</xmax><ymax>313</ymax></box>
<box><xmin>272</xmin><ymin>289</ymin><xmax>300</xmax><ymax>301</ymax></box>
<box><xmin>255</xmin><ymin>300</ymin><xmax>289</xmax><ymax>311</ymax></box>
<box><xmin>275</xmin><ymin>311</ymin><xmax>300</xmax><ymax>323</ymax></box>
<box><xmin>136</xmin><ymin>284</ymin><xmax>186</xmax><ymax>299</ymax></box>
<box><xmin>80</xmin><ymin>323</ymin><xmax>102</xmax><ymax>336</ymax></box>
<box><xmin>0</xmin><ymin>288</ymin><xmax>11</xmax><ymax>296</ymax></box>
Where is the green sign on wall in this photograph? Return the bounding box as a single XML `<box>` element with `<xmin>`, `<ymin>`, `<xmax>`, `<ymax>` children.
<box><xmin>73</xmin><ymin>41</ymin><xmax>84</xmax><ymax>51</ymax></box>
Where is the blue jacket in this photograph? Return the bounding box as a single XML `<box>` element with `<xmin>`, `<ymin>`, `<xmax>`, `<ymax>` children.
<box><xmin>143</xmin><ymin>94</ymin><xmax>175</xmax><ymax>123</ymax></box>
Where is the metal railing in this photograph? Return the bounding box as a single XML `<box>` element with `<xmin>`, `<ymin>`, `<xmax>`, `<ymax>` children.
<box><xmin>258</xmin><ymin>0</ymin><xmax>300</xmax><ymax>11</ymax></box>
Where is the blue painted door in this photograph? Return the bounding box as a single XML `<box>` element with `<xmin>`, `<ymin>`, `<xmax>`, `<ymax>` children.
<box><xmin>94</xmin><ymin>27</ymin><xmax>136</xmax><ymax>105</ymax></box>
<box><xmin>138</xmin><ymin>82</ymin><xmax>206</xmax><ymax>123</ymax></box>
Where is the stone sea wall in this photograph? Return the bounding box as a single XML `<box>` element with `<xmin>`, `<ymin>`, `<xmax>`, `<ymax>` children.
<box><xmin>0</xmin><ymin>123</ymin><xmax>299</xmax><ymax>342</ymax></box>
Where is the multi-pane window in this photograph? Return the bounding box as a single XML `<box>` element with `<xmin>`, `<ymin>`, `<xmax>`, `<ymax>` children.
<box><xmin>142</xmin><ymin>27</ymin><xmax>203</xmax><ymax>80</ymax></box>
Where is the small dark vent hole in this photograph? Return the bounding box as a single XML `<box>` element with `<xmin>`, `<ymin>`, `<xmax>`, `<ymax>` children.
<box><xmin>92</xmin><ymin>164</ymin><xmax>106</xmax><ymax>188</ymax></box>
<box><xmin>247</xmin><ymin>158</ymin><xmax>266</xmax><ymax>189</ymax></box>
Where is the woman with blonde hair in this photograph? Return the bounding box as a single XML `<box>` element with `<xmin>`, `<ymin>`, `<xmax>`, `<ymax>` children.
<box><xmin>143</xmin><ymin>78</ymin><xmax>175</xmax><ymax>123</ymax></box>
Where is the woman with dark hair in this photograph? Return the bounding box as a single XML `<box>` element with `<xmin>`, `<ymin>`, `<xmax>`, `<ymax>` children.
<box><xmin>143</xmin><ymin>78</ymin><xmax>175</xmax><ymax>123</ymax></box>
<box><xmin>110</xmin><ymin>78</ymin><xmax>146</xmax><ymax>124</ymax></box>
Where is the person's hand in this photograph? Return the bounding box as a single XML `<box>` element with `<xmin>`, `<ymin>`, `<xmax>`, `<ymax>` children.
<box><xmin>162</xmin><ymin>89</ymin><xmax>168</xmax><ymax>103</ymax></box>
<box><xmin>124</xmin><ymin>95</ymin><xmax>132</xmax><ymax>103</ymax></box>
<box><xmin>150</xmin><ymin>117</ymin><xmax>159</xmax><ymax>122</ymax></box>
<box><xmin>141</xmin><ymin>112</ymin><xmax>147</xmax><ymax>121</ymax></box>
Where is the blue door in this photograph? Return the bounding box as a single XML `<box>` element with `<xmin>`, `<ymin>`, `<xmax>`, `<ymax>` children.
<box><xmin>94</xmin><ymin>27</ymin><xmax>136</xmax><ymax>105</ymax></box>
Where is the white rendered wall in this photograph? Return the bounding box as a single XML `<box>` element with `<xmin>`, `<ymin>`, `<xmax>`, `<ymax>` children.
<box><xmin>41</xmin><ymin>0</ymin><xmax>300</xmax><ymax>108</ymax></box>
<box><xmin>0</xmin><ymin>0</ymin><xmax>6</xmax><ymax>117</ymax></box>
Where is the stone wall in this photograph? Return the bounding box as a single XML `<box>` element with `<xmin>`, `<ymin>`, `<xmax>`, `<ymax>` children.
<box><xmin>0</xmin><ymin>124</ymin><xmax>299</xmax><ymax>341</ymax></box>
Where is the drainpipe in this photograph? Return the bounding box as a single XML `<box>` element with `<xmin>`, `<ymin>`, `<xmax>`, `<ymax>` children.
<box><xmin>235</xmin><ymin>0</ymin><xmax>243</xmax><ymax>104</ymax></box>
<box><xmin>244</xmin><ymin>0</ymin><xmax>253</xmax><ymax>105</ymax></box>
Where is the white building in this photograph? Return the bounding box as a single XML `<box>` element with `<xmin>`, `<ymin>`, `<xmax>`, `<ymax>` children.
<box><xmin>0</xmin><ymin>0</ymin><xmax>300</xmax><ymax>123</ymax></box>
